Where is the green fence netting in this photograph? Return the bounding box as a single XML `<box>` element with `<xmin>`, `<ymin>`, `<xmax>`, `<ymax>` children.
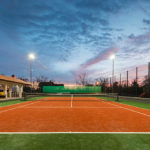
<box><xmin>43</xmin><ymin>86</ymin><xmax>102</xmax><ymax>94</ymax></box>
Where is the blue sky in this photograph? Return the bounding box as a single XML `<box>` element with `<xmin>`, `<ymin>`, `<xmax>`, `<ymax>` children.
<box><xmin>0</xmin><ymin>0</ymin><xmax>150</xmax><ymax>83</ymax></box>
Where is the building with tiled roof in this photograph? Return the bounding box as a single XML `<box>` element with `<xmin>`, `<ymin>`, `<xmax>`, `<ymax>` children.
<box><xmin>0</xmin><ymin>74</ymin><xmax>31</xmax><ymax>99</ymax></box>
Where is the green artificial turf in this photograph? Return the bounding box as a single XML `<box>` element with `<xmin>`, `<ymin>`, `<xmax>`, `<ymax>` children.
<box><xmin>0</xmin><ymin>97</ymin><xmax>46</xmax><ymax>107</ymax></box>
<box><xmin>0</xmin><ymin>134</ymin><xmax>150</xmax><ymax>150</ymax></box>
<box><xmin>99</xmin><ymin>97</ymin><xmax>150</xmax><ymax>110</ymax></box>
<box><xmin>0</xmin><ymin>100</ymin><xmax>24</xmax><ymax>107</ymax></box>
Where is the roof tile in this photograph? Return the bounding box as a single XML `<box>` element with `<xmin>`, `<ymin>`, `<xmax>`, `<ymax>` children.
<box><xmin>0</xmin><ymin>75</ymin><xmax>31</xmax><ymax>85</ymax></box>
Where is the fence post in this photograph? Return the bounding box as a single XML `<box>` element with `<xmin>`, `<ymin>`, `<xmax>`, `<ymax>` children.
<box><xmin>110</xmin><ymin>77</ymin><xmax>111</xmax><ymax>93</ymax></box>
<box><xmin>136</xmin><ymin>67</ymin><xmax>138</xmax><ymax>82</ymax></box>
<box><xmin>136</xmin><ymin>67</ymin><xmax>138</xmax><ymax>96</ymax></box>
<box><xmin>148</xmin><ymin>62</ymin><xmax>150</xmax><ymax>96</ymax></box>
<box><xmin>127</xmin><ymin>71</ymin><xmax>128</xmax><ymax>95</ymax></box>
<box><xmin>119</xmin><ymin>73</ymin><xmax>122</xmax><ymax>95</ymax></box>
<box><xmin>120</xmin><ymin>73</ymin><xmax>122</xmax><ymax>86</ymax></box>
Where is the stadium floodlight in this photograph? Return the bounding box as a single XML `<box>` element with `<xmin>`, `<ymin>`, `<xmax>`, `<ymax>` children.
<box><xmin>110</xmin><ymin>54</ymin><xmax>115</xmax><ymax>60</ymax></box>
<box><xmin>28</xmin><ymin>53</ymin><xmax>35</xmax><ymax>60</ymax></box>
<box><xmin>28</xmin><ymin>53</ymin><xmax>35</xmax><ymax>84</ymax></box>
<box><xmin>110</xmin><ymin>54</ymin><xmax>115</xmax><ymax>93</ymax></box>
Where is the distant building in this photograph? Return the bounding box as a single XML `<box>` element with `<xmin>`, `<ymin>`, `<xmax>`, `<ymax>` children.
<box><xmin>32</xmin><ymin>81</ymin><xmax>39</xmax><ymax>90</ymax></box>
<box><xmin>0</xmin><ymin>74</ymin><xmax>31</xmax><ymax>99</ymax></box>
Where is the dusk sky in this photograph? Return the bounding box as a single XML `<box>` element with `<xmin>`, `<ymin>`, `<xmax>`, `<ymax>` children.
<box><xmin>0</xmin><ymin>0</ymin><xmax>150</xmax><ymax>83</ymax></box>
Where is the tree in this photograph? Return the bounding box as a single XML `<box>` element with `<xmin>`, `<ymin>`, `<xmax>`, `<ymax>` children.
<box><xmin>113</xmin><ymin>81</ymin><xmax>119</xmax><ymax>93</ymax></box>
<box><xmin>76</xmin><ymin>72</ymin><xmax>89</xmax><ymax>86</ymax></box>
<box><xmin>36</xmin><ymin>76</ymin><xmax>49</xmax><ymax>82</ymax></box>
<box><xmin>142</xmin><ymin>76</ymin><xmax>150</xmax><ymax>97</ymax></box>
<box><xmin>19</xmin><ymin>77</ymin><xmax>29</xmax><ymax>82</ymax></box>
<box><xmin>96</xmin><ymin>77</ymin><xmax>109</xmax><ymax>93</ymax></box>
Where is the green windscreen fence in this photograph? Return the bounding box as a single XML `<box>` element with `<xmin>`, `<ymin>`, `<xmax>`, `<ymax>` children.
<box><xmin>43</xmin><ymin>86</ymin><xmax>102</xmax><ymax>94</ymax></box>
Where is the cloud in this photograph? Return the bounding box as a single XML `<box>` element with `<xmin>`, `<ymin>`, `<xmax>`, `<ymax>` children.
<box><xmin>75</xmin><ymin>0</ymin><xmax>122</xmax><ymax>13</ymax></box>
<box><xmin>143</xmin><ymin>18</ymin><xmax>150</xmax><ymax>25</ymax></box>
<box><xmin>127</xmin><ymin>32</ymin><xmax>150</xmax><ymax>45</ymax></box>
<box><xmin>78</xmin><ymin>46</ymin><xmax>119</xmax><ymax>71</ymax></box>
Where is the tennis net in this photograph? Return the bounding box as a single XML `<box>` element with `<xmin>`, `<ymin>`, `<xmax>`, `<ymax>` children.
<box><xmin>23</xmin><ymin>93</ymin><xmax>119</xmax><ymax>102</ymax></box>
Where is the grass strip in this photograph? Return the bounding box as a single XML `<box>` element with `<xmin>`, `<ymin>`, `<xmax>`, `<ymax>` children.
<box><xmin>99</xmin><ymin>97</ymin><xmax>150</xmax><ymax>110</ymax></box>
<box><xmin>0</xmin><ymin>134</ymin><xmax>150</xmax><ymax>150</ymax></box>
<box><xmin>0</xmin><ymin>97</ymin><xmax>46</xmax><ymax>107</ymax></box>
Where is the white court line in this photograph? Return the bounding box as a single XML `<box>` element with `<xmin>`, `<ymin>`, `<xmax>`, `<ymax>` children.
<box><xmin>70</xmin><ymin>95</ymin><xmax>73</xmax><ymax>108</ymax></box>
<box><xmin>24</xmin><ymin>106</ymin><xmax>71</xmax><ymax>109</ymax></box>
<box><xmin>23</xmin><ymin>106</ymin><xmax>122</xmax><ymax>109</ymax></box>
<box><xmin>0</xmin><ymin>132</ymin><xmax>150</xmax><ymax>134</ymax></box>
<box><xmin>101</xmin><ymin>99</ymin><xmax>150</xmax><ymax>118</ymax></box>
<box><xmin>0</xmin><ymin>101</ymin><xmax>40</xmax><ymax>114</ymax></box>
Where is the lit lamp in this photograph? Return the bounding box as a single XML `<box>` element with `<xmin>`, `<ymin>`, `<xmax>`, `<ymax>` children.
<box><xmin>96</xmin><ymin>81</ymin><xmax>99</xmax><ymax>86</ymax></box>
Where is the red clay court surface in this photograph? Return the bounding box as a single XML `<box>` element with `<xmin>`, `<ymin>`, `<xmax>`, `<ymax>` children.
<box><xmin>0</xmin><ymin>97</ymin><xmax>150</xmax><ymax>132</ymax></box>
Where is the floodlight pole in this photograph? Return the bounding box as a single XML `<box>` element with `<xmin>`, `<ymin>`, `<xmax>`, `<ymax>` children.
<box><xmin>110</xmin><ymin>54</ymin><xmax>115</xmax><ymax>93</ymax></box>
<box><xmin>30</xmin><ymin>59</ymin><xmax>32</xmax><ymax>83</ymax></box>
<box><xmin>28</xmin><ymin>53</ymin><xmax>35</xmax><ymax>86</ymax></box>
<box><xmin>112</xmin><ymin>58</ymin><xmax>114</xmax><ymax>93</ymax></box>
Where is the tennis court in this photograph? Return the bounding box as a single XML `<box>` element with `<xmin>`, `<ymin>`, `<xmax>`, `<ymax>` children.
<box><xmin>0</xmin><ymin>94</ymin><xmax>150</xmax><ymax>132</ymax></box>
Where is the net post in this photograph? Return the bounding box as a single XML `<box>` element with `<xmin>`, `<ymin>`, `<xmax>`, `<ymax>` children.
<box><xmin>71</xmin><ymin>94</ymin><xmax>73</xmax><ymax>108</ymax></box>
<box><xmin>116</xmin><ymin>93</ymin><xmax>119</xmax><ymax>101</ymax></box>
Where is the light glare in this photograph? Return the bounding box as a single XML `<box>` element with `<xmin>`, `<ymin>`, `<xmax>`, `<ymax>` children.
<box><xmin>110</xmin><ymin>54</ymin><xmax>115</xmax><ymax>60</ymax></box>
<box><xmin>28</xmin><ymin>53</ymin><xmax>35</xmax><ymax>60</ymax></box>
